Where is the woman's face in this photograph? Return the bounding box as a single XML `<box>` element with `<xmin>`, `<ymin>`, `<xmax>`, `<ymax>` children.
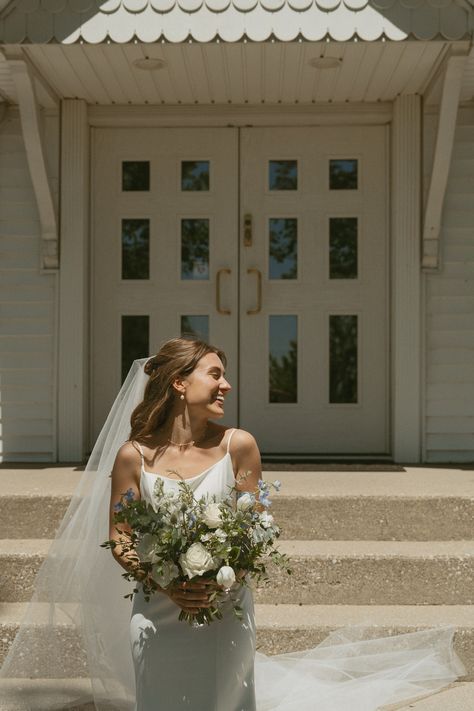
<box><xmin>180</xmin><ymin>352</ymin><xmax>231</xmax><ymax>418</ymax></box>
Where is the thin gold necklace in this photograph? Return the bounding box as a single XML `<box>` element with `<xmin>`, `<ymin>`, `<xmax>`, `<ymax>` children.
<box><xmin>167</xmin><ymin>425</ymin><xmax>208</xmax><ymax>449</ymax></box>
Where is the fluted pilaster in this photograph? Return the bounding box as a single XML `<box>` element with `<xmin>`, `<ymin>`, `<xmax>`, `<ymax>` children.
<box><xmin>391</xmin><ymin>94</ymin><xmax>422</xmax><ymax>463</ymax></box>
<box><xmin>58</xmin><ymin>99</ymin><xmax>89</xmax><ymax>461</ymax></box>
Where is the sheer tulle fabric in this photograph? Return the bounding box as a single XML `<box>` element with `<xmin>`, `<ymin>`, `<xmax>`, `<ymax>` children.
<box><xmin>0</xmin><ymin>358</ymin><xmax>466</xmax><ymax>711</ymax></box>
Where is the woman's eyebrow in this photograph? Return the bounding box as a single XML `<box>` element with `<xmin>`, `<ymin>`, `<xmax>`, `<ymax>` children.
<box><xmin>208</xmin><ymin>367</ymin><xmax>225</xmax><ymax>374</ymax></box>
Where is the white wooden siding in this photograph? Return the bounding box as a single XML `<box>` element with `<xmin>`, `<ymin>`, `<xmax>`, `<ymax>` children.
<box><xmin>0</xmin><ymin>107</ymin><xmax>57</xmax><ymax>461</ymax></box>
<box><xmin>424</xmin><ymin>106</ymin><xmax>474</xmax><ymax>463</ymax></box>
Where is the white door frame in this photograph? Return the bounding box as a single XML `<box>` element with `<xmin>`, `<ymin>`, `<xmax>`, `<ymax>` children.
<box><xmin>57</xmin><ymin>101</ymin><xmax>422</xmax><ymax>462</ymax></box>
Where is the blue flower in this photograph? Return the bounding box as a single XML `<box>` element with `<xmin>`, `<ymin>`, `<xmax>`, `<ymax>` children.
<box><xmin>259</xmin><ymin>491</ymin><xmax>272</xmax><ymax>508</ymax></box>
<box><xmin>113</xmin><ymin>502</ymin><xmax>123</xmax><ymax>512</ymax></box>
<box><xmin>124</xmin><ymin>488</ymin><xmax>135</xmax><ymax>502</ymax></box>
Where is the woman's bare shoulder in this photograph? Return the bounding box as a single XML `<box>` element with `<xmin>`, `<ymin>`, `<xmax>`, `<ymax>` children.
<box><xmin>113</xmin><ymin>440</ymin><xmax>141</xmax><ymax>468</ymax></box>
<box><xmin>227</xmin><ymin>428</ymin><xmax>259</xmax><ymax>454</ymax></box>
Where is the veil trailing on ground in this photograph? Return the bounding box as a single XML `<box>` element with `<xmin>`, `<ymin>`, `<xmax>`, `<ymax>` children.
<box><xmin>0</xmin><ymin>356</ymin><xmax>467</xmax><ymax>711</ymax></box>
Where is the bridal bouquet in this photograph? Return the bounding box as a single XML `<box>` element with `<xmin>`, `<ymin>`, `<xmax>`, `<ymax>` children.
<box><xmin>102</xmin><ymin>473</ymin><xmax>291</xmax><ymax>625</ymax></box>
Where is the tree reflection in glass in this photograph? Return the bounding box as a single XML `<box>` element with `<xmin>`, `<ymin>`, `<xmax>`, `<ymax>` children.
<box><xmin>122</xmin><ymin>161</ymin><xmax>150</xmax><ymax>191</ymax></box>
<box><xmin>329</xmin><ymin>159</ymin><xmax>358</xmax><ymax>190</ymax></box>
<box><xmin>181</xmin><ymin>315</ymin><xmax>209</xmax><ymax>342</ymax></box>
<box><xmin>269</xmin><ymin>218</ymin><xmax>297</xmax><ymax>279</ymax></box>
<box><xmin>329</xmin><ymin>315</ymin><xmax>357</xmax><ymax>403</ymax></box>
<box><xmin>122</xmin><ymin>218</ymin><xmax>150</xmax><ymax>280</ymax></box>
<box><xmin>269</xmin><ymin>315</ymin><xmax>297</xmax><ymax>403</ymax></box>
<box><xmin>329</xmin><ymin>217</ymin><xmax>357</xmax><ymax>279</ymax></box>
<box><xmin>121</xmin><ymin>315</ymin><xmax>149</xmax><ymax>384</ymax></box>
<box><xmin>269</xmin><ymin>160</ymin><xmax>297</xmax><ymax>190</ymax></box>
<box><xmin>181</xmin><ymin>219</ymin><xmax>210</xmax><ymax>280</ymax></box>
<box><xmin>182</xmin><ymin>161</ymin><xmax>210</xmax><ymax>191</ymax></box>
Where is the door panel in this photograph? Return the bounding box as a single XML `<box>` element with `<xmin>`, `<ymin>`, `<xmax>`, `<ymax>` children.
<box><xmin>239</xmin><ymin>127</ymin><xmax>389</xmax><ymax>453</ymax></box>
<box><xmin>91</xmin><ymin>128</ymin><xmax>239</xmax><ymax>443</ymax></box>
<box><xmin>91</xmin><ymin>125</ymin><xmax>389</xmax><ymax>454</ymax></box>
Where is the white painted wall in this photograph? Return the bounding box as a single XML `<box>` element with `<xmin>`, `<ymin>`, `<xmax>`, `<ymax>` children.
<box><xmin>423</xmin><ymin>105</ymin><xmax>474</xmax><ymax>463</ymax></box>
<box><xmin>0</xmin><ymin>107</ymin><xmax>58</xmax><ymax>461</ymax></box>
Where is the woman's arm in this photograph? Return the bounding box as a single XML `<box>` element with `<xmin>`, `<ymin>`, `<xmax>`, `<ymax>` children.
<box><xmin>229</xmin><ymin>429</ymin><xmax>265</xmax><ymax>582</ymax></box>
<box><xmin>231</xmin><ymin>429</ymin><xmax>264</xmax><ymax>512</ymax></box>
<box><xmin>109</xmin><ymin>442</ymin><xmax>158</xmax><ymax>585</ymax></box>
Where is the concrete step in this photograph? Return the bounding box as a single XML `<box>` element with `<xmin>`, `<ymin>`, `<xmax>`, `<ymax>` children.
<box><xmin>253</xmin><ymin>539</ymin><xmax>474</xmax><ymax>605</ymax></box>
<box><xmin>1</xmin><ymin>468</ymin><xmax>474</xmax><ymax>540</ymax></box>
<box><xmin>2</xmin><ymin>539</ymin><xmax>474</xmax><ymax>605</ymax></box>
<box><xmin>0</xmin><ymin>679</ymin><xmax>94</xmax><ymax>711</ymax></box>
<box><xmin>381</xmin><ymin>682</ymin><xmax>474</xmax><ymax>710</ymax></box>
<box><xmin>1</xmin><ymin>679</ymin><xmax>471</xmax><ymax>711</ymax></box>
<box><xmin>2</xmin><ymin>602</ymin><xmax>473</xmax><ymax>677</ymax></box>
<box><xmin>254</xmin><ymin>603</ymin><xmax>474</xmax><ymax>679</ymax></box>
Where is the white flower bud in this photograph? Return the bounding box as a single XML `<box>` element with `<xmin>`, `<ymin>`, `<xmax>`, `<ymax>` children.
<box><xmin>216</xmin><ymin>565</ymin><xmax>236</xmax><ymax>589</ymax></box>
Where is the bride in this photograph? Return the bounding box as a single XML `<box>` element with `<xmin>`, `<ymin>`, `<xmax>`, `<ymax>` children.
<box><xmin>0</xmin><ymin>336</ymin><xmax>466</xmax><ymax>711</ymax></box>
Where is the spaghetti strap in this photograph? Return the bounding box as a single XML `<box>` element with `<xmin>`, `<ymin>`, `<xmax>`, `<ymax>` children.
<box><xmin>226</xmin><ymin>428</ymin><xmax>237</xmax><ymax>454</ymax></box>
<box><xmin>134</xmin><ymin>441</ymin><xmax>145</xmax><ymax>469</ymax></box>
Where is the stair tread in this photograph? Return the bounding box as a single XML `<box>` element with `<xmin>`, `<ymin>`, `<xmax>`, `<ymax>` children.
<box><xmin>276</xmin><ymin>539</ymin><xmax>474</xmax><ymax>557</ymax></box>
<box><xmin>0</xmin><ymin>680</ymin><xmax>471</xmax><ymax>711</ymax></box>
<box><xmin>2</xmin><ymin>601</ymin><xmax>474</xmax><ymax>627</ymax></box>
<box><xmin>1</xmin><ymin>467</ymin><xmax>474</xmax><ymax>498</ymax></box>
<box><xmin>1</xmin><ymin>538</ymin><xmax>474</xmax><ymax>557</ymax></box>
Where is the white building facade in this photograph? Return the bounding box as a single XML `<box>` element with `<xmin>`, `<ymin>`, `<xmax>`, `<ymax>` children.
<box><xmin>0</xmin><ymin>0</ymin><xmax>472</xmax><ymax>463</ymax></box>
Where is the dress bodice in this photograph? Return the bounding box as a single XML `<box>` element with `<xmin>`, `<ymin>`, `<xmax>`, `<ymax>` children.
<box><xmin>137</xmin><ymin>430</ymin><xmax>237</xmax><ymax>507</ymax></box>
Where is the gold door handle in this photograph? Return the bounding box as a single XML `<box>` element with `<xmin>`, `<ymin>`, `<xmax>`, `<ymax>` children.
<box><xmin>216</xmin><ymin>268</ymin><xmax>231</xmax><ymax>315</ymax></box>
<box><xmin>247</xmin><ymin>268</ymin><xmax>262</xmax><ymax>315</ymax></box>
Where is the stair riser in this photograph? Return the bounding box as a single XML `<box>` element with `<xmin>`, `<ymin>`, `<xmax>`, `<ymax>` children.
<box><xmin>1</xmin><ymin>623</ymin><xmax>473</xmax><ymax>681</ymax></box>
<box><xmin>0</xmin><ymin>498</ymin><xmax>69</xmax><ymax>539</ymax></box>
<box><xmin>2</xmin><ymin>496</ymin><xmax>474</xmax><ymax>541</ymax></box>
<box><xmin>271</xmin><ymin>497</ymin><xmax>474</xmax><ymax>540</ymax></box>
<box><xmin>3</xmin><ymin>553</ymin><xmax>474</xmax><ymax>605</ymax></box>
<box><xmin>251</xmin><ymin>556</ymin><xmax>474</xmax><ymax>605</ymax></box>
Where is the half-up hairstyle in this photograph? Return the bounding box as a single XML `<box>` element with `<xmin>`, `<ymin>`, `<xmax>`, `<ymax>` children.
<box><xmin>129</xmin><ymin>337</ymin><xmax>227</xmax><ymax>442</ymax></box>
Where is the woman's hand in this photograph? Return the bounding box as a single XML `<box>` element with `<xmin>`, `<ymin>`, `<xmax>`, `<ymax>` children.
<box><xmin>164</xmin><ymin>578</ymin><xmax>215</xmax><ymax>614</ymax></box>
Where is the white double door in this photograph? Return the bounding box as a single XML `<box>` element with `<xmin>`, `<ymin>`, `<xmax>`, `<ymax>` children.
<box><xmin>92</xmin><ymin>125</ymin><xmax>388</xmax><ymax>454</ymax></box>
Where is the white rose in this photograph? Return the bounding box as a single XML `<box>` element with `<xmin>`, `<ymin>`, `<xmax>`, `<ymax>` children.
<box><xmin>216</xmin><ymin>565</ymin><xmax>236</xmax><ymax>589</ymax></box>
<box><xmin>203</xmin><ymin>502</ymin><xmax>223</xmax><ymax>529</ymax></box>
<box><xmin>179</xmin><ymin>542</ymin><xmax>216</xmax><ymax>579</ymax></box>
<box><xmin>136</xmin><ymin>533</ymin><xmax>159</xmax><ymax>563</ymax></box>
<box><xmin>237</xmin><ymin>492</ymin><xmax>255</xmax><ymax>512</ymax></box>
<box><xmin>259</xmin><ymin>511</ymin><xmax>274</xmax><ymax>529</ymax></box>
<box><xmin>150</xmin><ymin>560</ymin><xmax>179</xmax><ymax>588</ymax></box>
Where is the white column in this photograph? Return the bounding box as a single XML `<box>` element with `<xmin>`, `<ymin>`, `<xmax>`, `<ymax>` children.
<box><xmin>391</xmin><ymin>95</ymin><xmax>422</xmax><ymax>463</ymax></box>
<box><xmin>58</xmin><ymin>99</ymin><xmax>89</xmax><ymax>461</ymax></box>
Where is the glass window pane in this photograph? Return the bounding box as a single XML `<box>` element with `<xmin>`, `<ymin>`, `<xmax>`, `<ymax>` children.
<box><xmin>122</xmin><ymin>218</ymin><xmax>150</xmax><ymax>280</ymax></box>
<box><xmin>122</xmin><ymin>161</ymin><xmax>150</xmax><ymax>191</ymax></box>
<box><xmin>329</xmin><ymin>217</ymin><xmax>358</xmax><ymax>279</ymax></box>
<box><xmin>121</xmin><ymin>315</ymin><xmax>149</xmax><ymax>384</ymax></box>
<box><xmin>329</xmin><ymin>315</ymin><xmax>357</xmax><ymax>403</ymax></box>
<box><xmin>181</xmin><ymin>315</ymin><xmax>209</xmax><ymax>342</ymax></box>
<box><xmin>269</xmin><ymin>315</ymin><xmax>297</xmax><ymax>403</ymax></box>
<box><xmin>181</xmin><ymin>219</ymin><xmax>210</xmax><ymax>280</ymax></box>
<box><xmin>329</xmin><ymin>159</ymin><xmax>358</xmax><ymax>190</ymax></box>
<box><xmin>269</xmin><ymin>218</ymin><xmax>297</xmax><ymax>279</ymax></box>
<box><xmin>181</xmin><ymin>161</ymin><xmax>210</xmax><ymax>191</ymax></box>
<box><xmin>269</xmin><ymin>160</ymin><xmax>297</xmax><ymax>190</ymax></box>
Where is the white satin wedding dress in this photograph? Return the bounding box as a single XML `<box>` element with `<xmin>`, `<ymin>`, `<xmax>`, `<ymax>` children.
<box><xmin>130</xmin><ymin>429</ymin><xmax>466</xmax><ymax>711</ymax></box>
<box><xmin>131</xmin><ymin>430</ymin><xmax>257</xmax><ymax>710</ymax></box>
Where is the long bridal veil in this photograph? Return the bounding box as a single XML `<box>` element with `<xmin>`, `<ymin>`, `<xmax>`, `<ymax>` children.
<box><xmin>0</xmin><ymin>358</ymin><xmax>467</xmax><ymax>711</ymax></box>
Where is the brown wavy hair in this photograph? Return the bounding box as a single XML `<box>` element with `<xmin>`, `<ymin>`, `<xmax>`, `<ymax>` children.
<box><xmin>129</xmin><ymin>337</ymin><xmax>227</xmax><ymax>442</ymax></box>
